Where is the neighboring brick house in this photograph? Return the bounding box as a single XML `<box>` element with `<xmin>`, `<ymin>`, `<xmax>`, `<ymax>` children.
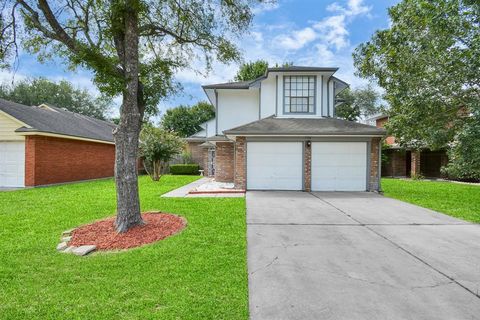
<box><xmin>185</xmin><ymin>66</ymin><xmax>386</xmax><ymax>192</ymax></box>
<box><xmin>0</xmin><ymin>99</ymin><xmax>116</xmax><ymax>187</ymax></box>
<box><xmin>374</xmin><ymin>115</ymin><xmax>448</xmax><ymax>178</ymax></box>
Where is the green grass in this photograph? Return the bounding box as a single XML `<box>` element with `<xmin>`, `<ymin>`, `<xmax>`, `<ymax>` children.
<box><xmin>0</xmin><ymin>175</ymin><xmax>248</xmax><ymax>319</ymax></box>
<box><xmin>382</xmin><ymin>178</ymin><xmax>480</xmax><ymax>223</ymax></box>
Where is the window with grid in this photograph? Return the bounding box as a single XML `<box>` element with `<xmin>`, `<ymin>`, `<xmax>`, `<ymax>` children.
<box><xmin>284</xmin><ymin>76</ymin><xmax>315</xmax><ymax>113</ymax></box>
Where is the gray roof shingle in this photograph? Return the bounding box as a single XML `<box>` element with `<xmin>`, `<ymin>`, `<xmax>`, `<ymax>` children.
<box><xmin>0</xmin><ymin>98</ymin><xmax>115</xmax><ymax>142</ymax></box>
<box><xmin>201</xmin><ymin>66</ymin><xmax>341</xmax><ymax>90</ymax></box>
<box><xmin>202</xmin><ymin>80</ymin><xmax>252</xmax><ymax>90</ymax></box>
<box><xmin>223</xmin><ymin>116</ymin><xmax>386</xmax><ymax>136</ymax></box>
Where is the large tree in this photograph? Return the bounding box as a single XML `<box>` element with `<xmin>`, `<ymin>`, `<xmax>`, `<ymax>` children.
<box><xmin>335</xmin><ymin>85</ymin><xmax>382</xmax><ymax>122</ymax></box>
<box><xmin>353</xmin><ymin>0</ymin><xmax>479</xmax><ymax>152</ymax></box>
<box><xmin>233</xmin><ymin>59</ymin><xmax>268</xmax><ymax>81</ymax></box>
<box><xmin>161</xmin><ymin>101</ymin><xmax>214</xmax><ymax>137</ymax></box>
<box><xmin>233</xmin><ymin>60</ymin><xmax>293</xmax><ymax>81</ymax></box>
<box><xmin>0</xmin><ymin>78</ymin><xmax>111</xmax><ymax>120</ymax></box>
<box><xmin>0</xmin><ymin>0</ymin><xmax>260</xmax><ymax>232</ymax></box>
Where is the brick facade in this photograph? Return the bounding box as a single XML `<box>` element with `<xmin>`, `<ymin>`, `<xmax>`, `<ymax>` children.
<box><xmin>369</xmin><ymin>137</ymin><xmax>381</xmax><ymax>191</ymax></box>
<box><xmin>411</xmin><ymin>150</ymin><xmax>421</xmax><ymax>176</ymax></box>
<box><xmin>234</xmin><ymin>137</ymin><xmax>246</xmax><ymax>190</ymax></box>
<box><xmin>25</xmin><ymin>135</ymin><xmax>115</xmax><ymax>186</ymax></box>
<box><xmin>376</xmin><ymin>117</ymin><xmax>395</xmax><ymax>145</ymax></box>
<box><xmin>304</xmin><ymin>142</ymin><xmax>311</xmax><ymax>192</ymax></box>
<box><xmin>382</xmin><ymin>149</ymin><xmax>408</xmax><ymax>177</ymax></box>
<box><xmin>214</xmin><ymin>142</ymin><xmax>234</xmax><ymax>182</ymax></box>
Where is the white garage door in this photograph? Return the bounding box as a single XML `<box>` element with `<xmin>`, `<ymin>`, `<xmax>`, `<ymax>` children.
<box><xmin>0</xmin><ymin>141</ymin><xmax>25</xmax><ymax>187</ymax></box>
<box><xmin>311</xmin><ymin>142</ymin><xmax>367</xmax><ymax>191</ymax></box>
<box><xmin>247</xmin><ymin>142</ymin><xmax>303</xmax><ymax>190</ymax></box>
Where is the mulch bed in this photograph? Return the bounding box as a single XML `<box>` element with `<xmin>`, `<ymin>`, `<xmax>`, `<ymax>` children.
<box><xmin>69</xmin><ymin>212</ymin><xmax>186</xmax><ymax>251</ymax></box>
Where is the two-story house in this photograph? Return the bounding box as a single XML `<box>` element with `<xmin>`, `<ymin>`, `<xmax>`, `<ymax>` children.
<box><xmin>186</xmin><ymin>66</ymin><xmax>386</xmax><ymax>192</ymax></box>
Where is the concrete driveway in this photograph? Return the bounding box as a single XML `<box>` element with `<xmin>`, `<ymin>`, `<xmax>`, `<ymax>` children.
<box><xmin>247</xmin><ymin>191</ymin><xmax>480</xmax><ymax>320</ymax></box>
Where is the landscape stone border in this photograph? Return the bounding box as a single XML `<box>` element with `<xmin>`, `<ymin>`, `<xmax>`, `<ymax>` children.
<box><xmin>56</xmin><ymin>228</ymin><xmax>97</xmax><ymax>256</ymax></box>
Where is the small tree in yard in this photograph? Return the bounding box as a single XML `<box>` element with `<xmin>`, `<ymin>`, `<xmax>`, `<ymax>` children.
<box><xmin>0</xmin><ymin>0</ymin><xmax>262</xmax><ymax>232</ymax></box>
<box><xmin>139</xmin><ymin>127</ymin><xmax>184</xmax><ymax>181</ymax></box>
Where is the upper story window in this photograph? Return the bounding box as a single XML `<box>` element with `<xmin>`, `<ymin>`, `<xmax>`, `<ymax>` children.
<box><xmin>284</xmin><ymin>76</ymin><xmax>316</xmax><ymax>113</ymax></box>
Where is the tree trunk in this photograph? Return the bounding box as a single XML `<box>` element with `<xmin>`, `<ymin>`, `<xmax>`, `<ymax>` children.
<box><xmin>113</xmin><ymin>3</ymin><xmax>144</xmax><ymax>233</ymax></box>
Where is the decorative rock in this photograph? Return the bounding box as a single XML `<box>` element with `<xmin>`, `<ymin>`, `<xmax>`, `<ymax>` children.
<box><xmin>62</xmin><ymin>229</ymin><xmax>75</xmax><ymax>236</ymax></box>
<box><xmin>72</xmin><ymin>245</ymin><xmax>96</xmax><ymax>256</ymax></box>
<box><xmin>62</xmin><ymin>236</ymin><xmax>72</xmax><ymax>242</ymax></box>
<box><xmin>56</xmin><ymin>242</ymin><xmax>68</xmax><ymax>251</ymax></box>
<box><xmin>63</xmin><ymin>246</ymin><xmax>75</xmax><ymax>253</ymax></box>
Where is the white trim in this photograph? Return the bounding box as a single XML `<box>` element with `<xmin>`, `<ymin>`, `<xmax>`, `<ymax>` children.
<box><xmin>0</xmin><ymin>110</ymin><xmax>32</xmax><ymax>128</ymax></box>
<box><xmin>226</xmin><ymin>134</ymin><xmax>385</xmax><ymax>139</ymax></box>
<box><xmin>16</xmin><ymin>131</ymin><xmax>115</xmax><ymax>145</ymax></box>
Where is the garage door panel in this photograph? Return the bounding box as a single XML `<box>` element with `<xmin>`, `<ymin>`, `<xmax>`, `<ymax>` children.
<box><xmin>311</xmin><ymin>142</ymin><xmax>367</xmax><ymax>191</ymax></box>
<box><xmin>0</xmin><ymin>141</ymin><xmax>25</xmax><ymax>187</ymax></box>
<box><xmin>314</xmin><ymin>153</ymin><xmax>366</xmax><ymax>165</ymax></box>
<box><xmin>247</xmin><ymin>142</ymin><xmax>303</xmax><ymax>190</ymax></box>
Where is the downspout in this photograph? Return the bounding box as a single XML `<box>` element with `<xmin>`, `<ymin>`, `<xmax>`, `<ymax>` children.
<box><xmin>215</xmin><ymin>89</ymin><xmax>218</xmax><ymax>136</ymax></box>
<box><xmin>326</xmin><ymin>76</ymin><xmax>332</xmax><ymax>117</ymax></box>
<box><xmin>259</xmin><ymin>82</ymin><xmax>262</xmax><ymax>120</ymax></box>
<box><xmin>275</xmin><ymin>75</ymin><xmax>278</xmax><ymax>116</ymax></box>
<box><xmin>378</xmin><ymin>139</ymin><xmax>382</xmax><ymax>192</ymax></box>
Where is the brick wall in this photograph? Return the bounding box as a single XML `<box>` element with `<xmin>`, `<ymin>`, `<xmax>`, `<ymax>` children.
<box><xmin>382</xmin><ymin>149</ymin><xmax>407</xmax><ymax>177</ymax></box>
<box><xmin>215</xmin><ymin>142</ymin><xmax>234</xmax><ymax>182</ymax></box>
<box><xmin>234</xmin><ymin>137</ymin><xmax>246</xmax><ymax>190</ymax></box>
<box><xmin>411</xmin><ymin>150</ymin><xmax>421</xmax><ymax>176</ymax></box>
<box><xmin>186</xmin><ymin>141</ymin><xmax>204</xmax><ymax>168</ymax></box>
<box><xmin>369</xmin><ymin>138</ymin><xmax>381</xmax><ymax>191</ymax></box>
<box><xmin>25</xmin><ymin>135</ymin><xmax>115</xmax><ymax>186</ymax></box>
<box><xmin>304</xmin><ymin>142</ymin><xmax>311</xmax><ymax>192</ymax></box>
<box><xmin>376</xmin><ymin>117</ymin><xmax>395</xmax><ymax>145</ymax></box>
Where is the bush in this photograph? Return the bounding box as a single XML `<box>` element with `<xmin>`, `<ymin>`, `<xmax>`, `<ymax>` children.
<box><xmin>441</xmin><ymin>119</ymin><xmax>480</xmax><ymax>182</ymax></box>
<box><xmin>170</xmin><ymin>164</ymin><xmax>200</xmax><ymax>175</ymax></box>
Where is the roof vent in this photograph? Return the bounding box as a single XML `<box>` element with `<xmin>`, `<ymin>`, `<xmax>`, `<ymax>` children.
<box><xmin>37</xmin><ymin>103</ymin><xmax>58</xmax><ymax>112</ymax></box>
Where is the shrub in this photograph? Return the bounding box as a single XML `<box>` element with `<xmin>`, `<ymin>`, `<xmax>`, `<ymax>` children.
<box><xmin>170</xmin><ymin>164</ymin><xmax>200</xmax><ymax>175</ymax></box>
<box><xmin>139</xmin><ymin>126</ymin><xmax>184</xmax><ymax>181</ymax></box>
<box><xmin>441</xmin><ymin>119</ymin><xmax>480</xmax><ymax>182</ymax></box>
<box><xmin>181</xmin><ymin>151</ymin><xmax>193</xmax><ymax>164</ymax></box>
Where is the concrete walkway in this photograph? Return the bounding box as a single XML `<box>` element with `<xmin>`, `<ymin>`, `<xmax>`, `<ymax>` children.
<box><xmin>161</xmin><ymin>177</ymin><xmax>244</xmax><ymax>198</ymax></box>
<box><xmin>247</xmin><ymin>191</ymin><xmax>480</xmax><ymax>320</ymax></box>
<box><xmin>161</xmin><ymin>177</ymin><xmax>211</xmax><ymax>197</ymax></box>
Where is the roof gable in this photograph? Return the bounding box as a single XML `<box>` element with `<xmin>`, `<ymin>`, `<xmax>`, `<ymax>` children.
<box><xmin>0</xmin><ymin>99</ymin><xmax>115</xmax><ymax>143</ymax></box>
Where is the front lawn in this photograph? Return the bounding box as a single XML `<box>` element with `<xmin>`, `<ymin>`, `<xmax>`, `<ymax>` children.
<box><xmin>382</xmin><ymin>178</ymin><xmax>480</xmax><ymax>223</ymax></box>
<box><xmin>0</xmin><ymin>175</ymin><xmax>248</xmax><ymax>319</ymax></box>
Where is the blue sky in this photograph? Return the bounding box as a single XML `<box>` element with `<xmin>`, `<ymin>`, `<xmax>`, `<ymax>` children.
<box><xmin>1</xmin><ymin>0</ymin><xmax>399</xmax><ymax>119</ymax></box>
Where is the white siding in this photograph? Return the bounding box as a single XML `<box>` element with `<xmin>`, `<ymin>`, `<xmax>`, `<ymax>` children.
<box><xmin>204</xmin><ymin>118</ymin><xmax>216</xmax><ymax>137</ymax></box>
<box><xmin>217</xmin><ymin>89</ymin><xmax>259</xmax><ymax>133</ymax></box>
<box><xmin>0</xmin><ymin>112</ymin><xmax>24</xmax><ymax>141</ymax></box>
<box><xmin>260</xmin><ymin>76</ymin><xmax>276</xmax><ymax>118</ymax></box>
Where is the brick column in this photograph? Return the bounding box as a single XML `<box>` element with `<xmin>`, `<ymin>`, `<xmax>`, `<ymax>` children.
<box><xmin>234</xmin><ymin>136</ymin><xmax>246</xmax><ymax>190</ymax></box>
<box><xmin>411</xmin><ymin>150</ymin><xmax>421</xmax><ymax>177</ymax></box>
<box><xmin>369</xmin><ymin>138</ymin><xmax>381</xmax><ymax>191</ymax></box>
<box><xmin>24</xmin><ymin>136</ymin><xmax>36</xmax><ymax>187</ymax></box>
<box><xmin>215</xmin><ymin>142</ymin><xmax>234</xmax><ymax>182</ymax></box>
<box><xmin>304</xmin><ymin>141</ymin><xmax>311</xmax><ymax>192</ymax></box>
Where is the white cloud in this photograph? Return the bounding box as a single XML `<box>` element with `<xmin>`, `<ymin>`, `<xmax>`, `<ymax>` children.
<box><xmin>313</xmin><ymin>15</ymin><xmax>349</xmax><ymax>50</ymax></box>
<box><xmin>274</xmin><ymin>27</ymin><xmax>317</xmax><ymax>50</ymax></box>
<box><xmin>251</xmin><ymin>1</ymin><xmax>280</xmax><ymax>15</ymax></box>
<box><xmin>327</xmin><ymin>0</ymin><xmax>371</xmax><ymax>16</ymax></box>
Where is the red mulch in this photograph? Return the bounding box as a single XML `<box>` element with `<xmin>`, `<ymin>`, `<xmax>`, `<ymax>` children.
<box><xmin>69</xmin><ymin>213</ymin><xmax>186</xmax><ymax>250</ymax></box>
